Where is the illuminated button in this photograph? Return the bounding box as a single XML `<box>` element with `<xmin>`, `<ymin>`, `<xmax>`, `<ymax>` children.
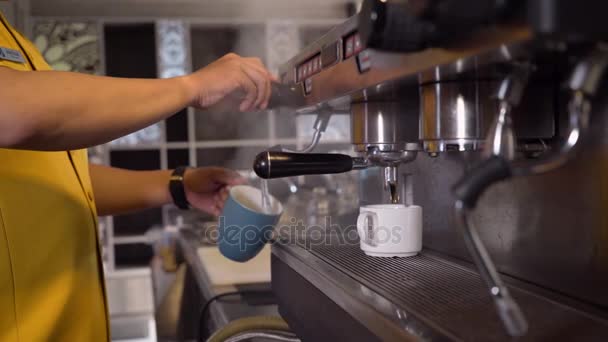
<box><xmin>345</xmin><ymin>36</ymin><xmax>354</xmax><ymax>58</ymax></box>
<box><xmin>354</xmin><ymin>34</ymin><xmax>362</xmax><ymax>53</ymax></box>
<box><xmin>304</xmin><ymin>78</ymin><xmax>313</xmax><ymax>95</ymax></box>
<box><xmin>357</xmin><ymin>50</ymin><xmax>372</xmax><ymax>73</ymax></box>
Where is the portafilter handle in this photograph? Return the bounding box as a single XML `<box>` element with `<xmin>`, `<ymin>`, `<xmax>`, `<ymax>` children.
<box><xmin>253</xmin><ymin>151</ymin><xmax>366</xmax><ymax>179</ymax></box>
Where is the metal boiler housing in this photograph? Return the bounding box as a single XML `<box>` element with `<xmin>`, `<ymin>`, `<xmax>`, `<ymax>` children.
<box><xmin>351</xmin><ymin>101</ymin><xmax>420</xmax><ymax>153</ymax></box>
<box><xmin>420</xmin><ymin>80</ymin><xmax>497</xmax><ymax>154</ymax></box>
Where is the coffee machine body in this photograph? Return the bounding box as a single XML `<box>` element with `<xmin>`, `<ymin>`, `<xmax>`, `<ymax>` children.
<box><xmin>261</xmin><ymin>1</ymin><xmax>608</xmax><ymax>340</ymax></box>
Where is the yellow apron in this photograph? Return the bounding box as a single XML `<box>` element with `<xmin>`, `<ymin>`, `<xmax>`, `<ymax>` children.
<box><xmin>0</xmin><ymin>14</ymin><xmax>109</xmax><ymax>341</ymax></box>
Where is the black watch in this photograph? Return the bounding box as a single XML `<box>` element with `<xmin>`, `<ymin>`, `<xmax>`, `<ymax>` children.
<box><xmin>169</xmin><ymin>166</ymin><xmax>191</xmax><ymax>210</ymax></box>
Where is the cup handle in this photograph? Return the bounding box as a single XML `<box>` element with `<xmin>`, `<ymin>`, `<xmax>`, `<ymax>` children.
<box><xmin>357</xmin><ymin>211</ymin><xmax>379</xmax><ymax>247</ymax></box>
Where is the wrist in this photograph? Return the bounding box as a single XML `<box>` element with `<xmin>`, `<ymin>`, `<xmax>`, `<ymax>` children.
<box><xmin>158</xmin><ymin>170</ymin><xmax>174</xmax><ymax>205</ymax></box>
<box><xmin>176</xmin><ymin>74</ymin><xmax>199</xmax><ymax>108</ymax></box>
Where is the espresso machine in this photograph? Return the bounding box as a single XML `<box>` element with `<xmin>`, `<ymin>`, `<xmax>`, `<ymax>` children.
<box><xmin>255</xmin><ymin>0</ymin><xmax>608</xmax><ymax>340</ymax></box>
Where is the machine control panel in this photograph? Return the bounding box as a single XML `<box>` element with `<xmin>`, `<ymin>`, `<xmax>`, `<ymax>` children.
<box><xmin>295</xmin><ymin>30</ymin><xmax>370</xmax><ymax>95</ymax></box>
<box><xmin>296</xmin><ymin>53</ymin><xmax>322</xmax><ymax>83</ymax></box>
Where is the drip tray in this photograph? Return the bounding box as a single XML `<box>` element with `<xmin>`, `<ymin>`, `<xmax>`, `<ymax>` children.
<box><xmin>279</xmin><ymin>242</ymin><xmax>608</xmax><ymax>341</ymax></box>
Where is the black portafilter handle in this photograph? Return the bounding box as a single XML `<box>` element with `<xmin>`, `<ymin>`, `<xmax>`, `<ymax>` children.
<box><xmin>253</xmin><ymin>151</ymin><xmax>354</xmax><ymax>179</ymax></box>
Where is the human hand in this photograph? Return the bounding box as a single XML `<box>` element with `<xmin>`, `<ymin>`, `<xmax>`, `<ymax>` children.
<box><xmin>183</xmin><ymin>167</ymin><xmax>246</xmax><ymax>216</ymax></box>
<box><xmin>185</xmin><ymin>53</ymin><xmax>277</xmax><ymax>112</ymax></box>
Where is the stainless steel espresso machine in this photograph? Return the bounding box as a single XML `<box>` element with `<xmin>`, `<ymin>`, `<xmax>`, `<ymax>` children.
<box><xmin>255</xmin><ymin>1</ymin><xmax>608</xmax><ymax>340</ymax></box>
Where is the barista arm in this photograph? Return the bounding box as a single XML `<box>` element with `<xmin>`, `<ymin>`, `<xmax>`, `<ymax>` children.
<box><xmin>0</xmin><ymin>53</ymin><xmax>274</xmax><ymax>151</ymax></box>
<box><xmin>89</xmin><ymin>164</ymin><xmax>244</xmax><ymax>217</ymax></box>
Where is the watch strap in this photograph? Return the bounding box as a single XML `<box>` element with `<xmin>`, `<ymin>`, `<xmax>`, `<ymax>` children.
<box><xmin>169</xmin><ymin>166</ymin><xmax>191</xmax><ymax>210</ymax></box>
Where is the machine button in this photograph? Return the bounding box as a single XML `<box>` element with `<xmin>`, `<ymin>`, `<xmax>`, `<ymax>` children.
<box><xmin>354</xmin><ymin>33</ymin><xmax>363</xmax><ymax>53</ymax></box>
<box><xmin>304</xmin><ymin>78</ymin><xmax>313</xmax><ymax>95</ymax></box>
<box><xmin>321</xmin><ymin>42</ymin><xmax>340</xmax><ymax>67</ymax></box>
<box><xmin>357</xmin><ymin>50</ymin><xmax>372</xmax><ymax>73</ymax></box>
<box><xmin>345</xmin><ymin>36</ymin><xmax>355</xmax><ymax>58</ymax></box>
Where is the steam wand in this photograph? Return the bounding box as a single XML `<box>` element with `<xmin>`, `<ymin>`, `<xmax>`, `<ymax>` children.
<box><xmin>268</xmin><ymin>106</ymin><xmax>349</xmax><ymax>154</ymax></box>
<box><xmin>453</xmin><ymin>63</ymin><xmax>531</xmax><ymax>337</ymax></box>
<box><xmin>452</xmin><ymin>46</ymin><xmax>608</xmax><ymax>338</ymax></box>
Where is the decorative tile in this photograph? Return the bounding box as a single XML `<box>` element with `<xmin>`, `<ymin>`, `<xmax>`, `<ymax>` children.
<box><xmin>156</xmin><ymin>20</ymin><xmax>189</xmax><ymax>78</ymax></box>
<box><xmin>32</xmin><ymin>20</ymin><xmax>100</xmax><ymax>74</ymax></box>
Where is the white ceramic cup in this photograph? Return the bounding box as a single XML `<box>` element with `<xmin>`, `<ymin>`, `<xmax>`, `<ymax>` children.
<box><xmin>356</xmin><ymin>204</ymin><xmax>423</xmax><ymax>257</ymax></box>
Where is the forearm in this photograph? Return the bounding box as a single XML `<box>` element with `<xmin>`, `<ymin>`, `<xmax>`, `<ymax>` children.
<box><xmin>0</xmin><ymin>67</ymin><xmax>193</xmax><ymax>150</ymax></box>
<box><xmin>89</xmin><ymin>164</ymin><xmax>172</xmax><ymax>216</ymax></box>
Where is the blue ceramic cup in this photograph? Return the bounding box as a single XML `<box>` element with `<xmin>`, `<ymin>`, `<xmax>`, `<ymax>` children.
<box><xmin>218</xmin><ymin>185</ymin><xmax>283</xmax><ymax>262</ymax></box>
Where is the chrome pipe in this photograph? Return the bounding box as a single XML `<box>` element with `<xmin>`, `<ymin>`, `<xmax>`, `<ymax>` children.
<box><xmin>454</xmin><ymin>200</ymin><xmax>528</xmax><ymax>337</ymax></box>
<box><xmin>512</xmin><ymin>90</ymin><xmax>590</xmax><ymax>176</ymax></box>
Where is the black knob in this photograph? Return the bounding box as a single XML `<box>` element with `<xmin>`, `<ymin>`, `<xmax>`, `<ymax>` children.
<box><xmin>253</xmin><ymin>152</ymin><xmax>354</xmax><ymax>179</ymax></box>
<box><xmin>358</xmin><ymin>0</ymin><xmax>515</xmax><ymax>53</ymax></box>
<box><xmin>267</xmin><ymin>83</ymin><xmax>303</xmax><ymax>109</ymax></box>
<box><xmin>359</xmin><ymin>0</ymin><xmax>436</xmax><ymax>53</ymax></box>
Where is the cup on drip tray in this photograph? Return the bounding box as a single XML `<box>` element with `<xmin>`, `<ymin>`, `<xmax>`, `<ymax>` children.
<box><xmin>356</xmin><ymin>204</ymin><xmax>422</xmax><ymax>257</ymax></box>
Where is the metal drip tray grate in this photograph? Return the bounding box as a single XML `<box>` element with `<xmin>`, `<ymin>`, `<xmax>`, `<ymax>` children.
<box><xmin>296</xmin><ymin>243</ymin><xmax>608</xmax><ymax>341</ymax></box>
